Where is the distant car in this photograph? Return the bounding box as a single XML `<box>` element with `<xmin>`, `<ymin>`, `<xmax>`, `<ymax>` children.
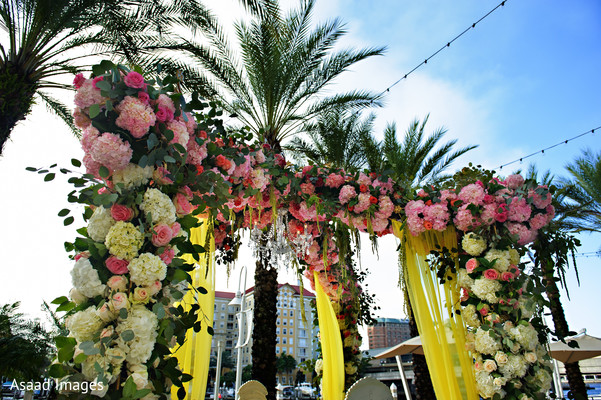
<box><xmin>294</xmin><ymin>383</ymin><xmax>316</xmax><ymax>399</ymax></box>
<box><xmin>282</xmin><ymin>386</ymin><xmax>294</xmax><ymax>399</ymax></box>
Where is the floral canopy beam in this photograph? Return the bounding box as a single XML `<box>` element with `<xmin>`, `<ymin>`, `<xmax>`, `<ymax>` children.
<box><xmin>43</xmin><ymin>61</ymin><xmax>555</xmax><ymax>400</ymax></box>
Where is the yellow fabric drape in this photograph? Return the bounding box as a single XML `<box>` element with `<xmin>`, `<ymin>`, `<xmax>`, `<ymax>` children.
<box><xmin>314</xmin><ymin>271</ymin><xmax>344</xmax><ymax>400</ymax></box>
<box><xmin>392</xmin><ymin>221</ymin><xmax>478</xmax><ymax>400</ymax></box>
<box><xmin>171</xmin><ymin>218</ymin><xmax>215</xmax><ymax>400</ymax></box>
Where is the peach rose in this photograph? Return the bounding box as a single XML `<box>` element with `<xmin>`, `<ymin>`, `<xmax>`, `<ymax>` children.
<box><xmin>97</xmin><ymin>303</ymin><xmax>116</xmax><ymax>322</ymax></box>
<box><xmin>483</xmin><ymin>359</ymin><xmax>497</xmax><ymax>373</ymax></box>
<box><xmin>110</xmin><ymin>292</ymin><xmax>129</xmax><ymax>310</ymax></box>
<box><xmin>173</xmin><ymin>193</ymin><xmax>193</xmax><ymax>216</ymax></box>
<box><xmin>131</xmin><ymin>287</ymin><xmax>150</xmax><ymax>304</ymax></box>
<box><xmin>484</xmin><ymin>268</ymin><xmax>499</xmax><ymax>280</ymax></box>
<box><xmin>107</xmin><ymin>275</ymin><xmax>128</xmax><ymax>291</ymax></box>
<box><xmin>147</xmin><ymin>280</ymin><xmax>162</xmax><ymax>296</ymax></box>
<box><xmin>100</xmin><ymin>325</ymin><xmax>114</xmax><ymax>338</ymax></box>
<box><xmin>501</xmin><ymin>271</ymin><xmax>515</xmax><ymax>281</ymax></box>
<box><xmin>466</xmin><ymin>258</ymin><xmax>478</xmax><ymax>273</ymax></box>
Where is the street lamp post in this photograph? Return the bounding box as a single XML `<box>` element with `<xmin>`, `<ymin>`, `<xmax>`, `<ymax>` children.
<box><xmin>229</xmin><ymin>266</ymin><xmax>253</xmax><ymax>400</ymax></box>
<box><xmin>214</xmin><ymin>340</ymin><xmax>223</xmax><ymax>400</ymax></box>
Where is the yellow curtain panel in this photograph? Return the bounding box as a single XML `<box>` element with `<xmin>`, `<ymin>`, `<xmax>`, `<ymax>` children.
<box><xmin>392</xmin><ymin>221</ymin><xmax>477</xmax><ymax>400</ymax></box>
<box><xmin>171</xmin><ymin>218</ymin><xmax>216</xmax><ymax>400</ymax></box>
<box><xmin>314</xmin><ymin>271</ymin><xmax>345</xmax><ymax>400</ymax></box>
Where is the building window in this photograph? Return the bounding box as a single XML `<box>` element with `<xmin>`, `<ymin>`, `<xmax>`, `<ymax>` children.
<box><xmin>289</xmin><ymin>310</ymin><xmax>294</xmax><ymax>317</ymax></box>
<box><xmin>283</xmin><ymin>310</ymin><xmax>287</xmax><ymax>316</ymax></box>
<box><xmin>221</xmin><ymin>304</ymin><xmax>225</xmax><ymax>310</ymax></box>
<box><xmin>277</xmin><ymin>318</ymin><xmax>280</xmax><ymax>325</ymax></box>
<box><xmin>283</xmin><ymin>320</ymin><xmax>287</xmax><ymax>326</ymax></box>
<box><xmin>289</xmin><ymin>318</ymin><xmax>293</xmax><ymax>326</ymax></box>
<box><xmin>220</xmin><ymin>322</ymin><xmax>224</xmax><ymax>328</ymax></box>
<box><xmin>299</xmin><ymin>329</ymin><xmax>306</xmax><ymax>338</ymax></box>
<box><xmin>276</xmin><ymin>327</ymin><xmax>280</xmax><ymax>335</ymax></box>
<box><xmin>276</xmin><ymin>337</ymin><xmax>280</xmax><ymax>343</ymax></box>
<box><xmin>288</xmin><ymin>348</ymin><xmax>293</xmax><ymax>355</ymax></box>
<box><xmin>283</xmin><ymin>328</ymin><xmax>287</xmax><ymax>335</ymax></box>
<box><xmin>276</xmin><ymin>346</ymin><xmax>280</xmax><ymax>354</ymax></box>
<box><xmin>283</xmin><ymin>338</ymin><xmax>287</xmax><ymax>344</ymax></box>
<box><xmin>289</xmin><ymin>338</ymin><xmax>293</xmax><ymax>345</ymax></box>
<box><xmin>299</xmin><ymin>348</ymin><xmax>306</xmax><ymax>356</ymax></box>
<box><xmin>299</xmin><ymin>338</ymin><xmax>306</xmax><ymax>347</ymax></box>
<box><xmin>289</xmin><ymin>328</ymin><xmax>293</xmax><ymax>336</ymax></box>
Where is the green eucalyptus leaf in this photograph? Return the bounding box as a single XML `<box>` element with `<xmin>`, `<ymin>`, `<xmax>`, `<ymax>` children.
<box><xmin>89</xmin><ymin>104</ymin><xmax>100</xmax><ymax>119</ymax></box>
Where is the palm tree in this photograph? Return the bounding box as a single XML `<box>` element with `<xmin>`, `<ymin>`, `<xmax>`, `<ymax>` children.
<box><xmin>154</xmin><ymin>2</ymin><xmax>384</xmax><ymax>398</ymax></box>
<box><xmin>361</xmin><ymin>116</ymin><xmax>476</xmax><ymax>399</ymax></box>
<box><xmin>365</xmin><ymin>115</ymin><xmax>477</xmax><ymax>188</ymax></box>
<box><xmin>0</xmin><ymin>0</ymin><xmax>219</xmax><ymax>156</ymax></box>
<box><xmin>285</xmin><ymin>107</ymin><xmax>376</xmax><ymax>172</ymax></box>
<box><xmin>558</xmin><ymin>148</ymin><xmax>601</xmax><ymax>235</ymax></box>
<box><xmin>0</xmin><ymin>302</ymin><xmax>53</xmax><ymax>381</ymax></box>
<box><xmin>276</xmin><ymin>352</ymin><xmax>297</xmax><ymax>383</ymax></box>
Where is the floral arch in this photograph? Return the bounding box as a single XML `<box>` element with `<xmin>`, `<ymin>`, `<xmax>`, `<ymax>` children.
<box><xmin>45</xmin><ymin>62</ymin><xmax>555</xmax><ymax>400</ymax></box>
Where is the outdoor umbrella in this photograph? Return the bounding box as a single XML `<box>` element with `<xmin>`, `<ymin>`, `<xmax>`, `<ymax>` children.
<box><xmin>373</xmin><ymin>336</ymin><xmax>424</xmax><ymax>359</ymax></box>
<box><xmin>549</xmin><ymin>333</ymin><xmax>601</xmax><ymax>364</ymax></box>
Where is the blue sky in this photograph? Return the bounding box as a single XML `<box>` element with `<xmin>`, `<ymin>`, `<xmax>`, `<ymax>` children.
<box><xmin>0</xmin><ymin>0</ymin><xmax>599</xmax><ymax>341</ymax></box>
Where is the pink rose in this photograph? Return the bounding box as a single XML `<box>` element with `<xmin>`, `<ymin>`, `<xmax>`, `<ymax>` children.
<box><xmin>97</xmin><ymin>304</ymin><xmax>116</xmax><ymax>323</ymax></box>
<box><xmin>155</xmin><ymin>105</ymin><xmax>174</xmax><ymax>122</ymax></box>
<box><xmin>110</xmin><ymin>292</ymin><xmax>129</xmax><ymax>310</ymax></box>
<box><xmin>501</xmin><ymin>272</ymin><xmax>515</xmax><ymax>281</ymax></box>
<box><xmin>123</xmin><ymin>71</ymin><xmax>146</xmax><ymax>89</ymax></box>
<box><xmin>92</xmin><ymin>76</ymin><xmax>105</xmax><ymax>90</ymax></box>
<box><xmin>151</xmin><ymin>224</ymin><xmax>173</xmax><ymax>247</ymax></box>
<box><xmin>110</xmin><ymin>204</ymin><xmax>134</xmax><ymax>221</ymax></box>
<box><xmin>105</xmin><ymin>256</ymin><xmax>130</xmax><ymax>274</ymax></box>
<box><xmin>107</xmin><ymin>275</ymin><xmax>128</xmax><ymax>291</ymax></box>
<box><xmin>73</xmin><ymin>73</ymin><xmax>86</xmax><ymax>89</ymax></box>
<box><xmin>170</xmin><ymin>222</ymin><xmax>181</xmax><ymax>236</ymax></box>
<box><xmin>479</xmin><ymin>305</ymin><xmax>489</xmax><ymax>316</ymax></box>
<box><xmin>138</xmin><ymin>91</ymin><xmax>150</xmax><ymax>104</ymax></box>
<box><xmin>510</xmin><ymin>265</ymin><xmax>521</xmax><ymax>276</ymax></box>
<box><xmin>74</xmin><ymin>251</ymin><xmax>90</xmax><ymax>261</ymax></box>
<box><xmin>173</xmin><ymin>193</ymin><xmax>193</xmax><ymax>216</ymax></box>
<box><xmin>465</xmin><ymin>258</ymin><xmax>479</xmax><ymax>273</ymax></box>
<box><xmin>484</xmin><ymin>269</ymin><xmax>499</xmax><ymax>280</ymax></box>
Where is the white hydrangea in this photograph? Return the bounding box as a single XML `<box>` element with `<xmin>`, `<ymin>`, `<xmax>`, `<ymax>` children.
<box><xmin>128</xmin><ymin>253</ymin><xmax>167</xmax><ymax>286</ymax></box>
<box><xmin>457</xmin><ymin>269</ymin><xmax>475</xmax><ymax>289</ymax></box>
<box><xmin>105</xmin><ymin>221</ymin><xmax>144</xmax><ymax>261</ymax></box>
<box><xmin>140</xmin><ymin>188</ymin><xmax>176</xmax><ymax>225</ymax></box>
<box><xmin>474</xmin><ymin>328</ymin><xmax>502</xmax><ymax>355</ymax></box>
<box><xmin>112</xmin><ymin>163</ymin><xmax>153</xmax><ymax>189</ymax></box>
<box><xmin>484</xmin><ymin>248</ymin><xmax>511</xmax><ymax>272</ymax></box>
<box><xmin>71</xmin><ymin>258</ymin><xmax>106</xmax><ymax>298</ymax></box>
<box><xmin>463</xmin><ymin>304</ymin><xmax>481</xmax><ymax>328</ymax></box>
<box><xmin>87</xmin><ymin>206</ymin><xmax>115</xmax><ymax>242</ymax></box>
<box><xmin>116</xmin><ymin>305</ymin><xmax>158</xmax><ymax>365</ymax></box>
<box><xmin>471</xmin><ymin>278</ymin><xmax>502</xmax><ymax>303</ymax></box>
<box><xmin>508</xmin><ymin>248</ymin><xmax>520</xmax><ymax>265</ymax></box>
<box><xmin>518</xmin><ymin>296</ymin><xmax>536</xmax><ymax>319</ymax></box>
<box><xmin>462</xmin><ymin>232</ymin><xmax>488</xmax><ymax>256</ymax></box>
<box><xmin>499</xmin><ymin>354</ymin><xmax>528</xmax><ymax>379</ymax></box>
<box><xmin>534</xmin><ymin>368</ymin><xmax>552</xmax><ymax>393</ymax></box>
<box><xmin>475</xmin><ymin>370</ymin><xmax>503</xmax><ymax>399</ymax></box>
<box><xmin>509</xmin><ymin>323</ymin><xmax>539</xmax><ymax>351</ymax></box>
<box><xmin>66</xmin><ymin>306</ymin><xmax>104</xmax><ymax>342</ymax></box>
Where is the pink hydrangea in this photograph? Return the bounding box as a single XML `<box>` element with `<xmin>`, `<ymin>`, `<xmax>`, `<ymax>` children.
<box><xmin>187</xmin><ymin>138</ymin><xmax>208</xmax><ymax>166</ymax></box>
<box><xmin>178</xmin><ymin>112</ymin><xmax>197</xmax><ymax>135</ymax></box>
<box><xmin>73</xmin><ymin>107</ymin><xmax>91</xmax><ymax>129</ymax></box>
<box><xmin>166</xmin><ymin>120</ymin><xmax>189</xmax><ymax>150</ymax></box>
<box><xmin>326</xmin><ymin>173</ymin><xmax>345</xmax><ymax>188</ymax></box>
<box><xmin>156</xmin><ymin>93</ymin><xmax>176</xmax><ymax>114</ymax></box>
<box><xmin>339</xmin><ymin>185</ymin><xmax>357</xmax><ymax>204</ymax></box>
<box><xmin>80</xmin><ymin>125</ymin><xmax>100</xmax><ymax>153</ymax></box>
<box><xmin>353</xmin><ymin>193</ymin><xmax>371</xmax><ymax>213</ymax></box>
<box><xmin>300</xmin><ymin>182</ymin><xmax>315</xmax><ymax>195</ymax></box>
<box><xmin>506</xmin><ymin>222</ymin><xmax>537</xmax><ymax>245</ymax></box>
<box><xmin>423</xmin><ymin>202</ymin><xmax>450</xmax><ymax>231</ymax></box>
<box><xmin>374</xmin><ymin>195</ymin><xmax>394</xmax><ymax>220</ymax></box>
<box><xmin>123</xmin><ymin>71</ymin><xmax>146</xmax><ymax>89</ymax></box>
<box><xmin>480</xmin><ymin>203</ymin><xmax>497</xmax><ymax>226</ymax></box>
<box><xmin>83</xmin><ymin>153</ymin><xmax>101</xmax><ymax>178</ymax></box>
<box><xmin>254</xmin><ymin>149</ymin><xmax>266</xmax><ymax>164</ymax></box>
<box><xmin>115</xmin><ymin>96</ymin><xmax>156</xmax><ymax>138</ymax></box>
<box><xmin>357</xmin><ymin>172</ymin><xmax>372</xmax><ymax>186</ymax></box>
<box><xmin>454</xmin><ymin>204</ymin><xmax>480</xmax><ymax>231</ymax></box>
<box><xmin>505</xmin><ymin>174</ymin><xmax>524</xmax><ymax>189</ymax></box>
<box><xmin>371</xmin><ymin>217</ymin><xmax>389</xmax><ymax>233</ymax></box>
<box><xmin>439</xmin><ymin>189</ymin><xmax>457</xmax><ymax>203</ymax></box>
<box><xmin>508</xmin><ymin>197</ymin><xmax>532</xmax><ymax>222</ymax></box>
<box><xmin>89</xmin><ymin>132</ymin><xmax>132</xmax><ymax>171</ymax></box>
<box><xmin>529</xmin><ymin>188</ymin><xmax>552</xmax><ymax>209</ymax></box>
<box><xmin>373</xmin><ymin>177</ymin><xmax>394</xmax><ymax>194</ymax></box>
<box><xmin>529</xmin><ymin>213</ymin><xmax>548</xmax><ymax>230</ymax></box>
<box><xmin>458</xmin><ymin>183</ymin><xmax>486</xmax><ymax>205</ymax></box>
<box><xmin>298</xmin><ymin>202</ymin><xmax>320</xmax><ymax>222</ymax></box>
<box><xmin>231</xmin><ymin>155</ymin><xmax>251</xmax><ymax>179</ymax></box>
<box><xmin>74</xmin><ymin>79</ymin><xmax>105</xmax><ymax>109</ymax></box>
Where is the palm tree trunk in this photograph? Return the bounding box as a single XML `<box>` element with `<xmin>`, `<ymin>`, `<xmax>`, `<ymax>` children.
<box><xmin>541</xmin><ymin>257</ymin><xmax>588</xmax><ymax>400</ymax></box>
<box><xmin>408</xmin><ymin>306</ymin><xmax>435</xmax><ymax>400</ymax></box>
<box><xmin>0</xmin><ymin>64</ymin><xmax>37</xmax><ymax>155</ymax></box>
<box><xmin>251</xmin><ymin>233</ymin><xmax>278</xmax><ymax>400</ymax></box>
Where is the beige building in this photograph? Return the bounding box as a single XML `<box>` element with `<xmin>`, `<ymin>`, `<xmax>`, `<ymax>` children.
<box><xmin>211</xmin><ymin>283</ymin><xmax>318</xmax><ymax>385</ymax></box>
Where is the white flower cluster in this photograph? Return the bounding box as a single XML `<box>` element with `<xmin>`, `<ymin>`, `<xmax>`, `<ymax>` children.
<box><xmin>116</xmin><ymin>305</ymin><xmax>159</xmax><ymax>365</ymax></box>
<box><xmin>462</xmin><ymin>232</ymin><xmax>488</xmax><ymax>256</ymax></box>
<box><xmin>474</xmin><ymin>329</ymin><xmax>502</xmax><ymax>355</ymax></box>
<box><xmin>509</xmin><ymin>323</ymin><xmax>538</xmax><ymax>351</ymax></box>
<box><xmin>87</xmin><ymin>206</ymin><xmax>116</xmax><ymax>242</ymax></box>
<box><xmin>66</xmin><ymin>306</ymin><xmax>104</xmax><ymax>342</ymax></box>
<box><xmin>471</xmin><ymin>278</ymin><xmax>501</xmax><ymax>303</ymax></box>
<box><xmin>71</xmin><ymin>258</ymin><xmax>106</xmax><ymax>298</ymax></box>
<box><xmin>140</xmin><ymin>188</ymin><xmax>176</xmax><ymax>224</ymax></box>
<box><xmin>112</xmin><ymin>164</ymin><xmax>153</xmax><ymax>189</ymax></box>
<box><xmin>128</xmin><ymin>253</ymin><xmax>167</xmax><ymax>286</ymax></box>
<box><xmin>105</xmin><ymin>221</ymin><xmax>144</xmax><ymax>261</ymax></box>
<box><xmin>484</xmin><ymin>248</ymin><xmax>519</xmax><ymax>272</ymax></box>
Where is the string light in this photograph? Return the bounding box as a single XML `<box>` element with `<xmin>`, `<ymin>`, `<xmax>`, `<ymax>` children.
<box><xmin>575</xmin><ymin>252</ymin><xmax>601</xmax><ymax>258</ymax></box>
<box><xmin>376</xmin><ymin>0</ymin><xmax>508</xmax><ymax>98</ymax></box>
<box><xmin>497</xmin><ymin>126</ymin><xmax>600</xmax><ymax>170</ymax></box>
